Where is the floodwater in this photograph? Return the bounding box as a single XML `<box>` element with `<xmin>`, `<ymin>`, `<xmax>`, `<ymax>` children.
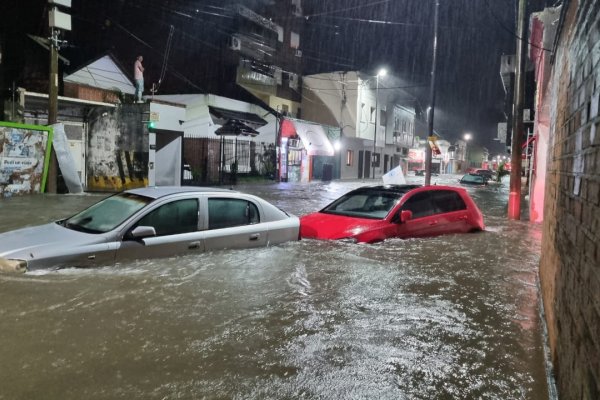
<box><xmin>0</xmin><ymin>175</ymin><xmax>551</xmax><ymax>399</ymax></box>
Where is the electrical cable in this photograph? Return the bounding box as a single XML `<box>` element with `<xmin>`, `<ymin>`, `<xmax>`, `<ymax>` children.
<box><xmin>305</xmin><ymin>0</ymin><xmax>391</xmax><ymax>18</ymax></box>
<box><xmin>155</xmin><ymin>25</ymin><xmax>174</xmax><ymax>92</ymax></box>
<box><xmin>484</xmin><ymin>0</ymin><xmax>553</xmax><ymax>52</ymax></box>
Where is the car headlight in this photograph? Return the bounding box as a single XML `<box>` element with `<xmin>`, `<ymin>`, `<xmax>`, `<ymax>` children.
<box><xmin>0</xmin><ymin>258</ymin><xmax>28</xmax><ymax>273</ymax></box>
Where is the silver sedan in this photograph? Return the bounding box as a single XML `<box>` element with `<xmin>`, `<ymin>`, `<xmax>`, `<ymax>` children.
<box><xmin>0</xmin><ymin>186</ymin><xmax>300</xmax><ymax>272</ymax></box>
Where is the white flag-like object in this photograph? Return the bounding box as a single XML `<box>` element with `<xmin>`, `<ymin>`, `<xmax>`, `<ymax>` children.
<box><xmin>382</xmin><ymin>165</ymin><xmax>406</xmax><ymax>185</ymax></box>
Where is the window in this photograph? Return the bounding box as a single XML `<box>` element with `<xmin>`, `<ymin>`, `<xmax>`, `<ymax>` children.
<box><xmin>371</xmin><ymin>153</ymin><xmax>380</xmax><ymax>167</ymax></box>
<box><xmin>401</xmin><ymin>192</ymin><xmax>434</xmax><ymax>219</ymax></box>
<box><xmin>323</xmin><ymin>190</ymin><xmax>402</xmax><ymax>219</ymax></box>
<box><xmin>430</xmin><ymin>190</ymin><xmax>467</xmax><ymax>213</ymax></box>
<box><xmin>360</xmin><ymin>103</ymin><xmax>366</xmax><ymax>122</ymax></box>
<box><xmin>346</xmin><ymin>150</ymin><xmax>354</xmax><ymax>166</ymax></box>
<box><xmin>370</xmin><ymin>107</ymin><xmax>376</xmax><ymax>123</ymax></box>
<box><xmin>290</xmin><ymin>32</ymin><xmax>300</xmax><ymax>49</ymax></box>
<box><xmin>380</xmin><ymin>109</ymin><xmax>387</xmax><ymax>126</ymax></box>
<box><xmin>208</xmin><ymin>198</ymin><xmax>259</xmax><ymax>230</ymax></box>
<box><xmin>136</xmin><ymin>199</ymin><xmax>199</xmax><ymax>236</ymax></box>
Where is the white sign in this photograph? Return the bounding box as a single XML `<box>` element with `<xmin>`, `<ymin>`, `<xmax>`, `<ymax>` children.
<box><xmin>497</xmin><ymin>122</ymin><xmax>507</xmax><ymax>144</ymax></box>
<box><xmin>382</xmin><ymin>165</ymin><xmax>406</xmax><ymax>185</ymax></box>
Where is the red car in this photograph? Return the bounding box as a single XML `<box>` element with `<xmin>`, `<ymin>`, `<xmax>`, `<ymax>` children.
<box><xmin>300</xmin><ymin>185</ymin><xmax>484</xmax><ymax>243</ymax></box>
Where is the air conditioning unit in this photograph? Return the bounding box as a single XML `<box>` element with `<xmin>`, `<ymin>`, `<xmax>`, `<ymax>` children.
<box><xmin>229</xmin><ymin>36</ymin><xmax>241</xmax><ymax>51</ymax></box>
<box><xmin>291</xmin><ymin>0</ymin><xmax>303</xmax><ymax>16</ymax></box>
<box><xmin>295</xmin><ymin>49</ymin><xmax>302</xmax><ymax>57</ymax></box>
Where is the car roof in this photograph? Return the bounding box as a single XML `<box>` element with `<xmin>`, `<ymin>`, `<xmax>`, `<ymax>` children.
<box><xmin>351</xmin><ymin>184</ymin><xmax>422</xmax><ymax>195</ymax></box>
<box><xmin>124</xmin><ymin>186</ymin><xmax>237</xmax><ymax>200</ymax></box>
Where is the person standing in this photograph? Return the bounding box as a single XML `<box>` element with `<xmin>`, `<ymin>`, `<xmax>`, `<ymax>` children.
<box><xmin>134</xmin><ymin>55</ymin><xmax>144</xmax><ymax>102</ymax></box>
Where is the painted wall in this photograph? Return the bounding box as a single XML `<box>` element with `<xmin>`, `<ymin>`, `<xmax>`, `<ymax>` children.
<box><xmin>538</xmin><ymin>1</ymin><xmax>600</xmax><ymax>398</ymax></box>
<box><xmin>86</xmin><ymin>104</ymin><xmax>148</xmax><ymax>191</ymax></box>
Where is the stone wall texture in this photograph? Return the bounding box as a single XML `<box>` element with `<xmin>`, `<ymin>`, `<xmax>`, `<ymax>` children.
<box><xmin>539</xmin><ymin>0</ymin><xmax>600</xmax><ymax>398</ymax></box>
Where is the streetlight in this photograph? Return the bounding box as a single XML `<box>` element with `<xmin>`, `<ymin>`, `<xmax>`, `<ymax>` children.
<box><xmin>463</xmin><ymin>133</ymin><xmax>472</xmax><ymax>171</ymax></box>
<box><xmin>372</xmin><ymin>68</ymin><xmax>387</xmax><ymax>179</ymax></box>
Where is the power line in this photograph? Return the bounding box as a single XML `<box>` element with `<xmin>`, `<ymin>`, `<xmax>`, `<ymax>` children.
<box><xmin>484</xmin><ymin>0</ymin><xmax>552</xmax><ymax>52</ymax></box>
<box><xmin>305</xmin><ymin>0</ymin><xmax>391</xmax><ymax>18</ymax></box>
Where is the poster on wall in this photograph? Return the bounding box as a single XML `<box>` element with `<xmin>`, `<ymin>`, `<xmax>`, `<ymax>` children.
<box><xmin>0</xmin><ymin>122</ymin><xmax>53</xmax><ymax>197</ymax></box>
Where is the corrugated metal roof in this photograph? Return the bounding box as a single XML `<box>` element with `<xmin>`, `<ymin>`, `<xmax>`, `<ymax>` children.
<box><xmin>64</xmin><ymin>55</ymin><xmax>135</xmax><ymax>95</ymax></box>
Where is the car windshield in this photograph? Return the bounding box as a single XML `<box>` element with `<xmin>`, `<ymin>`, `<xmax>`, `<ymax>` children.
<box><xmin>461</xmin><ymin>174</ymin><xmax>486</xmax><ymax>184</ymax></box>
<box><xmin>64</xmin><ymin>193</ymin><xmax>153</xmax><ymax>233</ymax></box>
<box><xmin>321</xmin><ymin>190</ymin><xmax>402</xmax><ymax>219</ymax></box>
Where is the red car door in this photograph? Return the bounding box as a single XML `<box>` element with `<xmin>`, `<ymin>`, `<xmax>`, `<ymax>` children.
<box><xmin>392</xmin><ymin>191</ymin><xmax>440</xmax><ymax>238</ymax></box>
<box><xmin>427</xmin><ymin>189</ymin><xmax>472</xmax><ymax>235</ymax></box>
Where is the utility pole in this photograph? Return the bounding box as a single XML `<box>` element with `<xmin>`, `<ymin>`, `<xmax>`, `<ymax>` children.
<box><xmin>47</xmin><ymin>28</ymin><xmax>59</xmax><ymax>193</ymax></box>
<box><xmin>425</xmin><ymin>0</ymin><xmax>440</xmax><ymax>186</ymax></box>
<box><xmin>46</xmin><ymin>0</ymin><xmax>71</xmax><ymax>193</ymax></box>
<box><xmin>508</xmin><ymin>0</ymin><xmax>527</xmax><ymax>219</ymax></box>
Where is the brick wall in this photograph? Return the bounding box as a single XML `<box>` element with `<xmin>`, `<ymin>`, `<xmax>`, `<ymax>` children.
<box><xmin>539</xmin><ymin>0</ymin><xmax>600</xmax><ymax>398</ymax></box>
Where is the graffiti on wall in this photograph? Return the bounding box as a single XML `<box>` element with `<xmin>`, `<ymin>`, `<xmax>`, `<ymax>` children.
<box><xmin>86</xmin><ymin>106</ymin><xmax>148</xmax><ymax>192</ymax></box>
<box><xmin>0</xmin><ymin>123</ymin><xmax>52</xmax><ymax>197</ymax></box>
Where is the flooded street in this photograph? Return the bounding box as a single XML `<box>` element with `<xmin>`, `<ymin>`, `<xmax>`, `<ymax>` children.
<box><xmin>0</xmin><ymin>176</ymin><xmax>550</xmax><ymax>399</ymax></box>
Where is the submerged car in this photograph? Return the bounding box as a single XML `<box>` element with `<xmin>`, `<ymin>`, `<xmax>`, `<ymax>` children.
<box><xmin>473</xmin><ymin>169</ymin><xmax>496</xmax><ymax>181</ymax></box>
<box><xmin>0</xmin><ymin>187</ymin><xmax>299</xmax><ymax>272</ymax></box>
<box><xmin>300</xmin><ymin>185</ymin><xmax>484</xmax><ymax>243</ymax></box>
<box><xmin>459</xmin><ymin>173</ymin><xmax>489</xmax><ymax>186</ymax></box>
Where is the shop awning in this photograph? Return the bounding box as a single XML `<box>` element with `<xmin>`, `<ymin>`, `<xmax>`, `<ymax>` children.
<box><xmin>522</xmin><ymin>135</ymin><xmax>537</xmax><ymax>148</ymax></box>
<box><xmin>292</xmin><ymin>120</ymin><xmax>334</xmax><ymax>157</ymax></box>
<box><xmin>214</xmin><ymin>119</ymin><xmax>259</xmax><ymax>137</ymax></box>
<box><xmin>209</xmin><ymin>106</ymin><xmax>267</xmax><ymax>130</ymax></box>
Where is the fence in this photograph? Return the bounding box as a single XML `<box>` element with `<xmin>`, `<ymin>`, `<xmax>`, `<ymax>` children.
<box><xmin>182</xmin><ymin>137</ymin><xmax>276</xmax><ymax>185</ymax></box>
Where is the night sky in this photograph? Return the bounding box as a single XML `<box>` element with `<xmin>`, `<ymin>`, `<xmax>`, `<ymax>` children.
<box><xmin>4</xmin><ymin>0</ymin><xmax>554</xmax><ymax>153</ymax></box>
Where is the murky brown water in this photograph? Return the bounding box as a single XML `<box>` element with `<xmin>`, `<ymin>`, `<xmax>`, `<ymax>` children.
<box><xmin>0</xmin><ymin>176</ymin><xmax>551</xmax><ymax>399</ymax></box>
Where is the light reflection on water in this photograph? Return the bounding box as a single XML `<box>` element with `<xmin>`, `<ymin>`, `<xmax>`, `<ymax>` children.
<box><xmin>0</xmin><ymin>176</ymin><xmax>549</xmax><ymax>399</ymax></box>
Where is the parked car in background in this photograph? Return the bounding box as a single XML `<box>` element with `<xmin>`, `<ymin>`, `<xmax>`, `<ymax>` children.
<box><xmin>472</xmin><ymin>169</ymin><xmax>496</xmax><ymax>181</ymax></box>
<box><xmin>0</xmin><ymin>187</ymin><xmax>300</xmax><ymax>272</ymax></box>
<box><xmin>414</xmin><ymin>169</ymin><xmax>438</xmax><ymax>176</ymax></box>
<box><xmin>300</xmin><ymin>185</ymin><xmax>484</xmax><ymax>243</ymax></box>
<box><xmin>459</xmin><ymin>173</ymin><xmax>489</xmax><ymax>186</ymax></box>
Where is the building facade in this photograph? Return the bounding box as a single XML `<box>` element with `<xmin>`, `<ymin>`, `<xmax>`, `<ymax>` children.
<box><xmin>302</xmin><ymin>71</ymin><xmax>422</xmax><ymax>180</ymax></box>
<box><xmin>535</xmin><ymin>1</ymin><xmax>600</xmax><ymax>398</ymax></box>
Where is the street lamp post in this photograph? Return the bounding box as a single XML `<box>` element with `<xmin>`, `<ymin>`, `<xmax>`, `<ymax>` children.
<box><xmin>372</xmin><ymin>68</ymin><xmax>387</xmax><ymax>179</ymax></box>
<box><xmin>463</xmin><ymin>133</ymin><xmax>472</xmax><ymax>171</ymax></box>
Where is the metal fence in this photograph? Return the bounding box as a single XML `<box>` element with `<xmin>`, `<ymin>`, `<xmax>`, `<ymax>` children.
<box><xmin>182</xmin><ymin>137</ymin><xmax>276</xmax><ymax>185</ymax></box>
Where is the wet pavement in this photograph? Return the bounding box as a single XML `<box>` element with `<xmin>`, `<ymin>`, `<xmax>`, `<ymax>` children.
<box><xmin>0</xmin><ymin>175</ymin><xmax>551</xmax><ymax>399</ymax></box>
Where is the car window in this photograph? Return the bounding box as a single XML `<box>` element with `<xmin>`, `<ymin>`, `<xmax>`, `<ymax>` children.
<box><xmin>400</xmin><ymin>191</ymin><xmax>434</xmax><ymax>219</ymax></box>
<box><xmin>136</xmin><ymin>198</ymin><xmax>199</xmax><ymax>236</ymax></box>
<box><xmin>322</xmin><ymin>191</ymin><xmax>400</xmax><ymax>219</ymax></box>
<box><xmin>461</xmin><ymin>174</ymin><xmax>485</xmax><ymax>184</ymax></box>
<box><xmin>65</xmin><ymin>193</ymin><xmax>152</xmax><ymax>233</ymax></box>
<box><xmin>430</xmin><ymin>190</ymin><xmax>467</xmax><ymax>213</ymax></box>
<box><xmin>208</xmin><ymin>198</ymin><xmax>260</xmax><ymax>230</ymax></box>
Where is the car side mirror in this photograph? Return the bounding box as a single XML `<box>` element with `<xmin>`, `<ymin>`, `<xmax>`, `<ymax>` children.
<box><xmin>400</xmin><ymin>210</ymin><xmax>413</xmax><ymax>223</ymax></box>
<box><xmin>129</xmin><ymin>226</ymin><xmax>156</xmax><ymax>240</ymax></box>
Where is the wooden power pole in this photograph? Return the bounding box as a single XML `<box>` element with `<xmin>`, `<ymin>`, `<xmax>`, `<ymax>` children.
<box><xmin>508</xmin><ymin>0</ymin><xmax>527</xmax><ymax>219</ymax></box>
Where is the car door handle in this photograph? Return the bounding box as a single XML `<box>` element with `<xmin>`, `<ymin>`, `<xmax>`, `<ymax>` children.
<box><xmin>188</xmin><ymin>241</ymin><xmax>201</xmax><ymax>250</ymax></box>
<box><xmin>87</xmin><ymin>255</ymin><xmax>96</xmax><ymax>260</ymax></box>
<box><xmin>249</xmin><ymin>233</ymin><xmax>261</xmax><ymax>241</ymax></box>
<box><xmin>429</xmin><ymin>220</ymin><xmax>438</xmax><ymax>225</ymax></box>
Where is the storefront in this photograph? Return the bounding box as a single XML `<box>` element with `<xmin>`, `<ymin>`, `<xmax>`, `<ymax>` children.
<box><xmin>278</xmin><ymin>118</ymin><xmax>335</xmax><ymax>182</ymax></box>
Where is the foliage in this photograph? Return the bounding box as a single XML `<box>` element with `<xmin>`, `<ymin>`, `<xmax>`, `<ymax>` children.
<box><xmin>259</xmin><ymin>144</ymin><xmax>276</xmax><ymax>179</ymax></box>
<box><xmin>496</xmin><ymin>162</ymin><xmax>510</xmax><ymax>182</ymax></box>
